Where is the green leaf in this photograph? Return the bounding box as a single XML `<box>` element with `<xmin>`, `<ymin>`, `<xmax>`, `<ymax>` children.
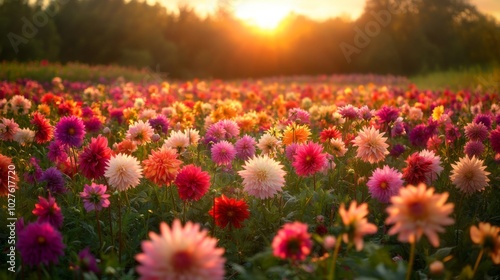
<box><xmin>430</xmin><ymin>246</ymin><xmax>455</xmax><ymax>260</ymax></box>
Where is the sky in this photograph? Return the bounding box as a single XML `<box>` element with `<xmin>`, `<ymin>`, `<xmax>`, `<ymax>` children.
<box><xmin>152</xmin><ymin>0</ymin><xmax>500</xmax><ymax>21</ymax></box>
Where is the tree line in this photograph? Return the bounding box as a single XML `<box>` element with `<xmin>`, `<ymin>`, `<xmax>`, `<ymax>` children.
<box><xmin>1</xmin><ymin>0</ymin><xmax>499</xmax><ymax>79</ymax></box>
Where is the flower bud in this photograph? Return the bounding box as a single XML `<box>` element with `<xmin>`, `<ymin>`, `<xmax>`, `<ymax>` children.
<box><xmin>323</xmin><ymin>236</ymin><xmax>336</xmax><ymax>250</ymax></box>
<box><xmin>429</xmin><ymin>260</ymin><xmax>444</xmax><ymax>275</ymax></box>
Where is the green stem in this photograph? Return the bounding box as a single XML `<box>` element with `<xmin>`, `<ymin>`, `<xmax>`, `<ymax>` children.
<box><xmin>108</xmin><ymin>207</ymin><xmax>114</xmax><ymax>251</ymax></box>
<box><xmin>212</xmin><ymin>193</ymin><xmax>216</xmax><ymax>237</ymax></box>
<box><xmin>153</xmin><ymin>185</ymin><xmax>160</xmax><ymax>207</ymax></box>
<box><xmin>472</xmin><ymin>249</ymin><xmax>484</xmax><ymax>276</ymax></box>
<box><xmin>170</xmin><ymin>187</ymin><xmax>177</xmax><ymax>215</ymax></box>
<box><xmin>118</xmin><ymin>194</ymin><xmax>122</xmax><ymax>264</ymax></box>
<box><xmin>71</xmin><ymin>147</ymin><xmax>78</xmax><ymax>177</ymax></box>
<box><xmin>183</xmin><ymin>201</ymin><xmax>187</xmax><ymax>223</ymax></box>
<box><xmin>279</xmin><ymin>195</ymin><xmax>283</xmax><ymax>226</ymax></box>
<box><xmin>294</xmin><ymin>176</ymin><xmax>302</xmax><ymax>193</ymax></box>
<box><xmin>406</xmin><ymin>241</ymin><xmax>416</xmax><ymax>280</ymax></box>
<box><xmin>37</xmin><ymin>265</ymin><xmax>42</xmax><ymax>280</ymax></box>
<box><xmin>328</xmin><ymin>235</ymin><xmax>342</xmax><ymax>280</ymax></box>
<box><xmin>124</xmin><ymin>191</ymin><xmax>130</xmax><ymax>211</ymax></box>
<box><xmin>95</xmin><ymin>210</ymin><xmax>103</xmax><ymax>249</ymax></box>
<box><xmin>455</xmin><ymin>194</ymin><xmax>465</xmax><ymax>245</ymax></box>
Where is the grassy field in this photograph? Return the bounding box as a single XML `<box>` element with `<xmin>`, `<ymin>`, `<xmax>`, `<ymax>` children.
<box><xmin>1</xmin><ymin>61</ymin><xmax>499</xmax><ymax>91</ymax></box>
<box><xmin>410</xmin><ymin>66</ymin><xmax>500</xmax><ymax>91</ymax></box>
<box><xmin>0</xmin><ymin>61</ymin><xmax>153</xmax><ymax>83</ymax></box>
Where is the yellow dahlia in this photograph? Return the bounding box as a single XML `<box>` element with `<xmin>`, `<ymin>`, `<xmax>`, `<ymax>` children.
<box><xmin>282</xmin><ymin>124</ymin><xmax>310</xmax><ymax>145</ymax></box>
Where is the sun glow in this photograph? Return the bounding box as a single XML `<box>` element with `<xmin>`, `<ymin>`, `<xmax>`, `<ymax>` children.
<box><xmin>234</xmin><ymin>2</ymin><xmax>292</xmax><ymax>31</ymax></box>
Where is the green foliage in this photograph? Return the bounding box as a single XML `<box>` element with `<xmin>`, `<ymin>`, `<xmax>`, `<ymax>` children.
<box><xmin>0</xmin><ymin>61</ymin><xmax>152</xmax><ymax>82</ymax></box>
<box><xmin>410</xmin><ymin>66</ymin><xmax>500</xmax><ymax>91</ymax></box>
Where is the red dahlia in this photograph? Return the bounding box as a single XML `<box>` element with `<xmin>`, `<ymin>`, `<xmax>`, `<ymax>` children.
<box><xmin>31</xmin><ymin>112</ymin><xmax>54</xmax><ymax>144</ymax></box>
<box><xmin>402</xmin><ymin>152</ymin><xmax>433</xmax><ymax>185</ymax></box>
<box><xmin>209</xmin><ymin>195</ymin><xmax>250</xmax><ymax>229</ymax></box>
<box><xmin>319</xmin><ymin>127</ymin><xmax>342</xmax><ymax>143</ymax></box>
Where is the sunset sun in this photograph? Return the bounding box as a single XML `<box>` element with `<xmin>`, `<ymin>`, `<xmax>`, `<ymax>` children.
<box><xmin>234</xmin><ymin>2</ymin><xmax>292</xmax><ymax>30</ymax></box>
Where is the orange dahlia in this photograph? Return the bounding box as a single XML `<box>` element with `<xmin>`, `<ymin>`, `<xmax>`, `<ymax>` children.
<box><xmin>385</xmin><ymin>183</ymin><xmax>454</xmax><ymax>247</ymax></box>
<box><xmin>339</xmin><ymin>201</ymin><xmax>377</xmax><ymax>251</ymax></box>
<box><xmin>470</xmin><ymin>222</ymin><xmax>500</xmax><ymax>264</ymax></box>
<box><xmin>282</xmin><ymin>124</ymin><xmax>311</xmax><ymax>145</ymax></box>
<box><xmin>143</xmin><ymin>147</ymin><xmax>183</xmax><ymax>186</ymax></box>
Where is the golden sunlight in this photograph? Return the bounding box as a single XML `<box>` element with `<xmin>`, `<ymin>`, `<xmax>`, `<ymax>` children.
<box><xmin>234</xmin><ymin>2</ymin><xmax>292</xmax><ymax>31</ymax></box>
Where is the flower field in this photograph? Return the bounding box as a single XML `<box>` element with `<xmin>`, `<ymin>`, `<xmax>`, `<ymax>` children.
<box><xmin>0</xmin><ymin>73</ymin><xmax>499</xmax><ymax>279</ymax></box>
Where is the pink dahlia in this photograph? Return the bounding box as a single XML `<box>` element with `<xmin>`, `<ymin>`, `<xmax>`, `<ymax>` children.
<box><xmin>473</xmin><ymin>114</ymin><xmax>492</xmax><ymax>129</ymax></box>
<box><xmin>352</xmin><ymin>126</ymin><xmax>389</xmax><ymax>164</ymax></box>
<box><xmin>78</xmin><ymin>135</ymin><xmax>112</xmax><ymax>180</ymax></box>
<box><xmin>126</xmin><ymin>120</ymin><xmax>154</xmax><ymax>145</ymax></box>
<box><xmin>490</xmin><ymin>127</ymin><xmax>500</xmax><ymax>154</ymax></box>
<box><xmin>0</xmin><ymin>118</ymin><xmax>19</xmax><ymax>141</ymax></box>
<box><xmin>376</xmin><ymin>106</ymin><xmax>400</xmax><ymax>125</ymax></box>
<box><xmin>289</xmin><ymin>108</ymin><xmax>310</xmax><ymax>124</ymax></box>
<box><xmin>285</xmin><ymin>143</ymin><xmax>300</xmax><ymax>161</ymax></box>
<box><xmin>292</xmin><ymin>142</ymin><xmax>327</xmax><ymax>177</ymax></box>
<box><xmin>211</xmin><ymin>140</ymin><xmax>236</xmax><ymax>166</ymax></box>
<box><xmin>77</xmin><ymin>247</ymin><xmax>100</xmax><ymax>273</ymax></box>
<box><xmin>80</xmin><ymin>183</ymin><xmax>111</xmax><ymax>212</ymax></box>
<box><xmin>272</xmin><ymin>222</ymin><xmax>312</xmax><ymax>261</ymax></box>
<box><xmin>338</xmin><ymin>104</ymin><xmax>360</xmax><ymax>120</ymax></box>
<box><xmin>235</xmin><ymin>135</ymin><xmax>256</xmax><ymax>161</ymax></box>
<box><xmin>175</xmin><ymin>164</ymin><xmax>211</xmax><ymax>201</ymax></box>
<box><xmin>367</xmin><ymin>166</ymin><xmax>404</xmax><ymax>203</ymax></box>
<box><xmin>464</xmin><ymin>122</ymin><xmax>489</xmax><ymax>142</ymax></box>
<box><xmin>135</xmin><ymin>220</ymin><xmax>225</xmax><ymax>280</ymax></box>
<box><xmin>464</xmin><ymin>141</ymin><xmax>485</xmax><ymax>158</ymax></box>
<box><xmin>219</xmin><ymin>119</ymin><xmax>240</xmax><ymax>139</ymax></box>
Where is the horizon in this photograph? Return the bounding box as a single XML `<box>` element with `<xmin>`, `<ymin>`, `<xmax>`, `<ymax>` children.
<box><xmin>150</xmin><ymin>0</ymin><xmax>500</xmax><ymax>22</ymax></box>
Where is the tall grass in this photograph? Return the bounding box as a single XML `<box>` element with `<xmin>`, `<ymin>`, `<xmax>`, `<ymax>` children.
<box><xmin>0</xmin><ymin>61</ymin><xmax>158</xmax><ymax>83</ymax></box>
<box><xmin>2</xmin><ymin>61</ymin><xmax>499</xmax><ymax>92</ymax></box>
<box><xmin>410</xmin><ymin>66</ymin><xmax>500</xmax><ymax>91</ymax></box>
